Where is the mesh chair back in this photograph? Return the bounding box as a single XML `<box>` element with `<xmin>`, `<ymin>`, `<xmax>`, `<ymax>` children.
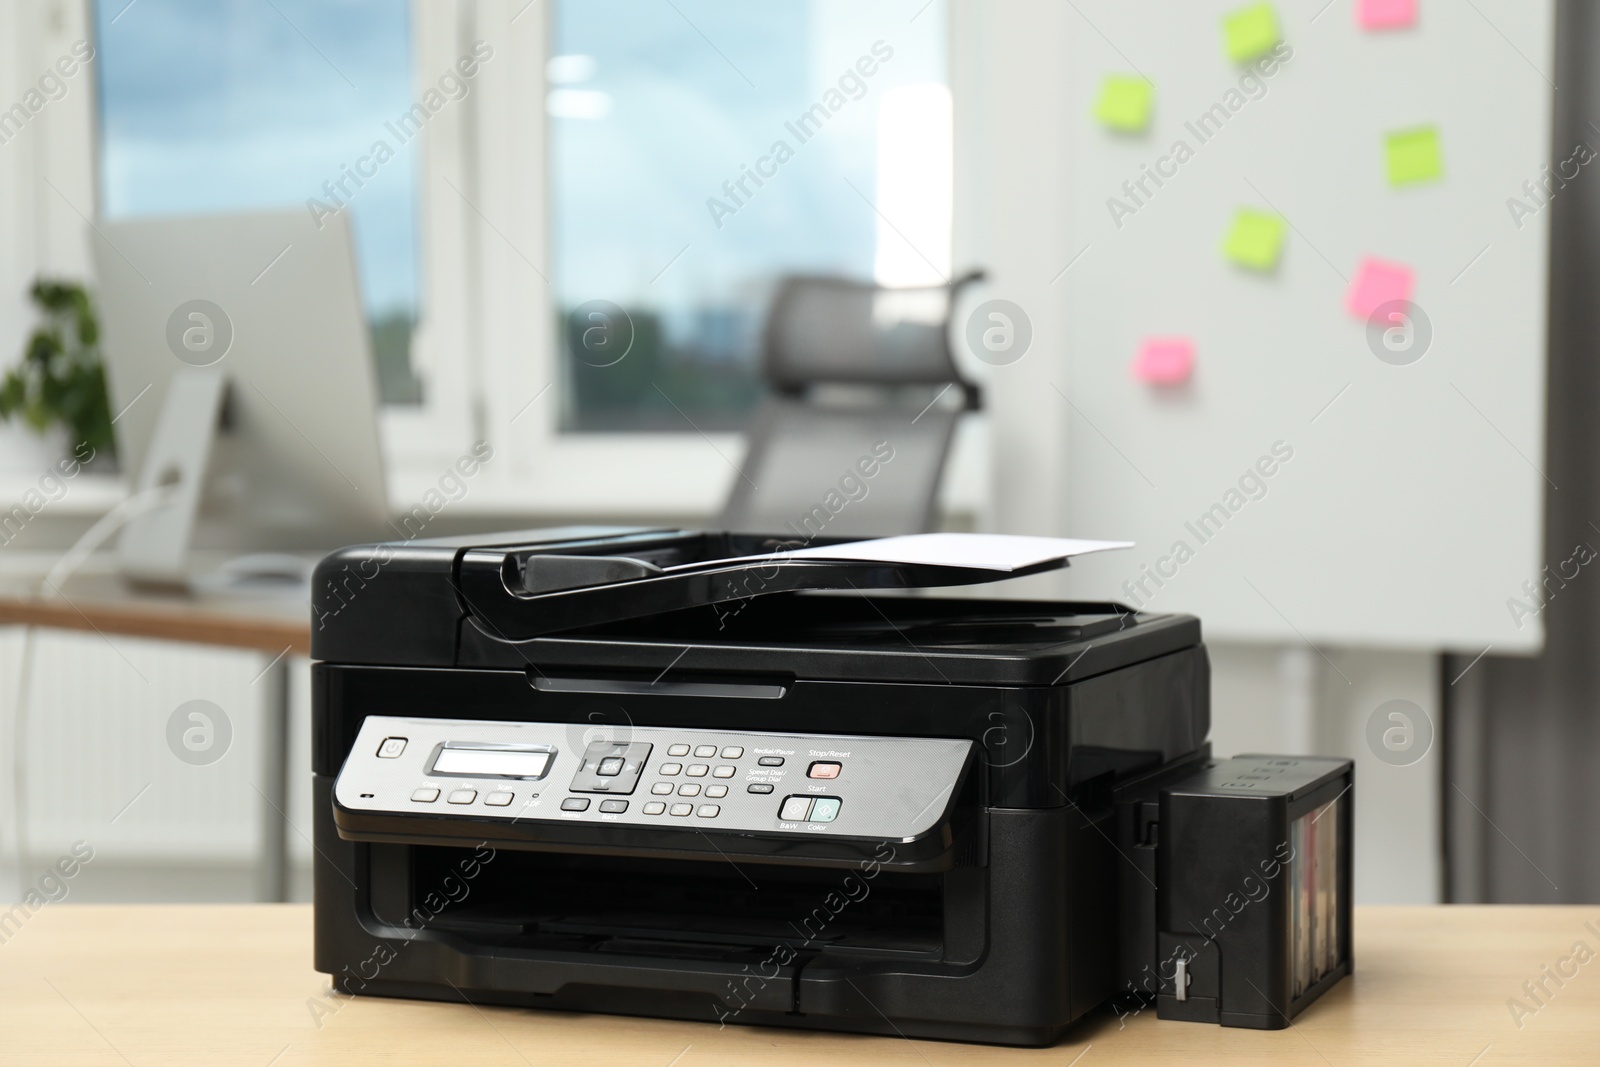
<box><xmin>721</xmin><ymin>271</ymin><xmax>982</xmax><ymax>538</ymax></box>
<box><xmin>720</xmin><ymin>399</ymin><xmax>959</xmax><ymax>538</ymax></box>
<box><xmin>761</xmin><ymin>276</ymin><xmax>964</xmax><ymax>389</ymax></box>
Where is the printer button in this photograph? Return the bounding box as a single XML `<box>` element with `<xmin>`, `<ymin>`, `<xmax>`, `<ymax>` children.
<box><xmin>410</xmin><ymin>787</ymin><xmax>440</xmax><ymax>803</ymax></box>
<box><xmin>677</xmin><ymin>783</ymin><xmax>702</xmax><ymax>797</ymax></box>
<box><xmin>706</xmin><ymin>785</ymin><xmax>728</xmax><ymax>798</ymax></box>
<box><xmin>377</xmin><ymin>737</ymin><xmax>407</xmax><ymax>759</ymax></box>
<box><xmin>686</xmin><ymin>765</ymin><xmax>709</xmax><ymax>777</ymax></box>
<box><xmin>720</xmin><ymin>746</ymin><xmax>744</xmax><ymax>759</ymax></box>
<box><xmin>808</xmin><ymin>761</ymin><xmax>842</xmax><ymax>780</ymax></box>
<box><xmin>651</xmin><ymin>782</ymin><xmax>674</xmax><ymax>795</ymax></box>
<box><xmin>696</xmin><ymin>805</ymin><xmax>721</xmax><ymax>818</ymax></box>
<box><xmin>643</xmin><ymin>801</ymin><xmax>666</xmax><ymax>815</ymax></box>
<box><xmin>560</xmin><ymin>797</ymin><xmax>590</xmax><ymax>812</ymax></box>
<box><xmin>447</xmin><ymin>789</ymin><xmax>477</xmax><ymax>805</ymax></box>
<box><xmin>484</xmin><ymin>791</ymin><xmax>514</xmax><ymax>807</ymax></box>
<box><xmin>712</xmin><ymin>766</ymin><xmax>737</xmax><ymax>778</ymax></box>
<box><xmin>598</xmin><ymin>799</ymin><xmax>628</xmax><ymax>813</ymax></box>
<box><xmin>667</xmin><ymin>744</ymin><xmax>690</xmax><ymax>757</ymax></box>
<box><xmin>660</xmin><ymin>763</ymin><xmax>682</xmax><ymax>776</ymax></box>
<box><xmin>779</xmin><ymin>796</ymin><xmax>813</xmax><ymax>821</ymax></box>
<box><xmin>669</xmin><ymin>803</ymin><xmax>693</xmax><ymax>817</ymax></box>
<box><xmin>596</xmin><ymin>756</ymin><xmax>625</xmax><ymax>777</ymax></box>
<box><xmin>747</xmin><ymin>784</ymin><xmax>774</xmax><ymax>794</ymax></box>
<box><xmin>694</xmin><ymin>745</ymin><xmax>717</xmax><ymax>758</ymax></box>
<box><xmin>810</xmin><ymin>797</ymin><xmax>842</xmax><ymax>823</ymax></box>
<box><xmin>757</xmin><ymin>756</ymin><xmax>785</xmax><ymax>767</ymax></box>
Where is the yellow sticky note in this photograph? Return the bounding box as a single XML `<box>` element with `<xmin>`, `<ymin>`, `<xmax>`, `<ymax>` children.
<box><xmin>1222</xmin><ymin>3</ymin><xmax>1281</xmax><ymax>63</ymax></box>
<box><xmin>1094</xmin><ymin>74</ymin><xmax>1153</xmax><ymax>132</ymax></box>
<box><xmin>1223</xmin><ymin>208</ymin><xmax>1287</xmax><ymax>271</ymax></box>
<box><xmin>1386</xmin><ymin>126</ymin><xmax>1443</xmax><ymax>186</ymax></box>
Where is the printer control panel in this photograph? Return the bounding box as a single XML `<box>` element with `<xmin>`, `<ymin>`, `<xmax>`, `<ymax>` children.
<box><xmin>336</xmin><ymin>715</ymin><xmax>972</xmax><ymax>841</ymax></box>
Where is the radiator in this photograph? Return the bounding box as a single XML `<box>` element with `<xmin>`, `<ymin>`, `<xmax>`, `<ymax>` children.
<box><xmin>0</xmin><ymin>627</ymin><xmax>311</xmax><ymax>866</ymax></box>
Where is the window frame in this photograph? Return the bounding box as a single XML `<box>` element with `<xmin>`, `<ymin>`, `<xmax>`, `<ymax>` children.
<box><xmin>35</xmin><ymin>0</ymin><xmax>986</xmax><ymax>522</ymax></box>
<box><xmin>425</xmin><ymin>0</ymin><xmax>746</xmax><ymax>516</ymax></box>
<box><xmin>428</xmin><ymin>0</ymin><xmax>986</xmax><ymax>519</ymax></box>
<box><xmin>0</xmin><ymin>0</ymin><xmax>102</xmax><ymax>482</ymax></box>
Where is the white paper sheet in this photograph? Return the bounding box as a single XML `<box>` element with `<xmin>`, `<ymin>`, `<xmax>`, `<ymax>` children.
<box><xmin>679</xmin><ymin>533</ymin><xmax>1134</xmax><ymax>573</ymax></box>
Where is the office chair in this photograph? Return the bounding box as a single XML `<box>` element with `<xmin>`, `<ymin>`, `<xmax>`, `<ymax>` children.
<box><xmin>719</xmin><ymin>270</ymin><xmax>985</xmax><ymax>541</ymax></box>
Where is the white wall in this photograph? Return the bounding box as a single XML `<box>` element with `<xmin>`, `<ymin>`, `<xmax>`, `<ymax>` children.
<box><xmin>1209</xmin><ymin>641</ymin><xmax>1441</xmax><ymax>903</ymax></box>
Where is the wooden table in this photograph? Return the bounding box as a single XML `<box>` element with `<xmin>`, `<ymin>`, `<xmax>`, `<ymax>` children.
<box><xmin>2</xmin><ymin>905</ymin><xmax>1595</xmax><ymax>1065</ymax></box>
<box><xmin>0</xmin><ymin>556</ymin><xmax>312</xmax><ymax>901</ymax></box>
<box><xmin>0</xmin><ymin>560</ymin><xmax>311</xmax><ymax>655</ymax></box>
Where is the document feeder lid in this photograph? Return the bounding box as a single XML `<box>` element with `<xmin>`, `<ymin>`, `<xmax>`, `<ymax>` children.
<box><xmin>452</xmin><ymin>529</ymin><xmax>1133</xmax><ymax>639</ymax></box>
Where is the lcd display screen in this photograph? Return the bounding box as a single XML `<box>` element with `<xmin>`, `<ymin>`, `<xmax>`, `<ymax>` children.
<box><xmin>431</xmin><ymin>746</ymin><xmax>552</xmax><ymax>779</ymax></box>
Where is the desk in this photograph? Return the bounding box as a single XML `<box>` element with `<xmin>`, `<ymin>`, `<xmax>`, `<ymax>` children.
<box><xmin>1</xmin><ymin>905</ymin><xmax>1593</xmax><ymax>1065</ymax></box>
<box><xmin>0</xmin><ymin>558</ymin><xmax>310</xmax><ymax>901</ymax></box>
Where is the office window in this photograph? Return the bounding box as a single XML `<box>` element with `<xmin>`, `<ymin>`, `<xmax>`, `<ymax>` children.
<box><xmin>550</xmin><ymin>0</ymin><xmax>950</xmax><ymax>432</ymax></box>
<box><xmin>92</xmin><ymin>0</ymin><xmax>423</xmax><ymax>404</ymax></box>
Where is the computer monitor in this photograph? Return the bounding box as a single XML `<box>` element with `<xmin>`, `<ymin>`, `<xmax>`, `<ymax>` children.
<box><xmin>91</xmin><ymin>209</ymin><xmax>389</xmax><ymax>584</ymax></box>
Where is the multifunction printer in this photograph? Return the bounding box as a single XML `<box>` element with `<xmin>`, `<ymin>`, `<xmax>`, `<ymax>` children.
<box><xmin>311</xmin><ymin>528</ymin><xmax>1351</xmax><ymax>1045</ymax></box>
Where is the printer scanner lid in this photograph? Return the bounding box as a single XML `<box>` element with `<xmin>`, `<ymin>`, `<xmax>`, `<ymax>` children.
<box><xmin>311</xmin><ymin>527</ymin><xmax>1160</xmax><ymax>677</ymax></box>
<box><xmin>451</xmin><ymin>530</ymin><xmax>1131</xmax><ymax>639</ymax></box>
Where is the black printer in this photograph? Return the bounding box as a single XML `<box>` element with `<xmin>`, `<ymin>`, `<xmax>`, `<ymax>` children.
<box><xmin>311</xmin><ymin>527</ymin><xmax>1352</xmax><ymax>1046</ymax></box>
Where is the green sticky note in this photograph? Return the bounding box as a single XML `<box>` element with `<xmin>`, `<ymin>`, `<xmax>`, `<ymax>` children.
<box><xmin>1386</xmin><ymin>126</ymin><xmax>1444</xmax><ymax>186</ymax></box>
<box><xmin>1222</xmin><ymin>208</ymin><xmax>1287</xmax><ymax>271</ymax></box>
<box><xmin>1222</xmin><ymin>3</ymin><xmax>1281</xmax><ymax>63</ymax></box>
<box><xmin>1094</xmin><ymin>74</ymin><xmax>1153</xmax><ymax>132</ymax></box>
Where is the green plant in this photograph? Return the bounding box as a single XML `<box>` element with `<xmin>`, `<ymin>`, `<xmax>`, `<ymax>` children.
<box><xmin>0</xmin><ymin>279</ymin><xmax>115</xmax><ymax>461</ymax></box>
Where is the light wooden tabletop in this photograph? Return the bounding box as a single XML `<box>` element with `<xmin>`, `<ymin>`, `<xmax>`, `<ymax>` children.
<box><xmin>1</xmin><ymin>905</ymin><xmax>1594</xmax><ymax>1065</ymax></box>
<box><xmin>0</xmin><ymin>554</ymin><xmax>311</xmax><ymax>654</ymax></box>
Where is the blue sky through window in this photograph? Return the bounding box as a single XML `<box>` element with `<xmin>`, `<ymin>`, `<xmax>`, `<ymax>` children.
<box><xmin>550</xmin><ymin>0</ymin><xmax>946</xmax><ymax>429</ymax></box>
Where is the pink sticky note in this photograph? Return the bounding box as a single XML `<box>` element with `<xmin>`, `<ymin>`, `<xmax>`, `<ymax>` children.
<box><xmin>1132</xmin><ymin>337</ymin><xmax>1195</xmax><ymax>385</ymax></box>
<box><xmin>1345</xmin><ymin>258</ymin><xmax>1415</xmax><ymax>319</ymax></box>
<box><xmin>1358</xmin><ymin>0</ymin><xmax>1416</xmax><ymax>30</ymax></box>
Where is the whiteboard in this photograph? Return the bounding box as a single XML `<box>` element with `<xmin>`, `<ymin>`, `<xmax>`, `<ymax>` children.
<box><xmin>1049</xmin><ymin>0</ymin><xmax>1553</xmax><ymax>651</ymax></box>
